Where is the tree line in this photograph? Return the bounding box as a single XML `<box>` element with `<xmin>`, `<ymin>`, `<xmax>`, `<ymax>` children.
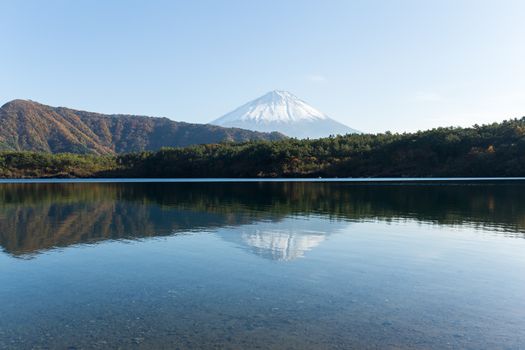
<box><xmin>2</xmin><ymin>117</ymin><xmax>525</xmax><ymax>178</ymax></box>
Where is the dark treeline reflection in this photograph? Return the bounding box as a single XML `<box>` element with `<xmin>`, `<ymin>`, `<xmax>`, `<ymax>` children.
<box><xmin>1</xmin><ymin>182</ymin><xmax>525</xmax><ymax>256</ymax></box>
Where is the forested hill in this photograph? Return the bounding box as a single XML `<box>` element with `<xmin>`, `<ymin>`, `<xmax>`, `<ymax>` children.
<box><xmin>0</xmin><ymin>99</ymin><xmax>284</xmax><ymax>155</ymax></box>
<box><xmin>1</xmin><ymin>117</ymin><xmax>525</xmax><ymax>178</ymax></box>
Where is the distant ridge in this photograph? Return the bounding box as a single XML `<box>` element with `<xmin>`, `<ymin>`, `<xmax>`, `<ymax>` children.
<box><xmin>211</xmin><ymin>90</ymin><xmax>359</xmax><ymax>139</ymax></box>
<box><xmin>0</xmin><ymin>99</ymin><xmax>285</xmax><ymax>154</ymax></box>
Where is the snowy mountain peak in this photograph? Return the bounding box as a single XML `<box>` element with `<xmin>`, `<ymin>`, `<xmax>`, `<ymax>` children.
<box><xmin>213</xmin><ymin>90</ymin><xmax>329</xmax><ymax>125</ymax></box>
<box><xmin>259</xmin><ymin>90</ymin><xmax>300</xmax><ymax>103</ymax></box>
<box><xmin>210</xmin><ymin>90</ymin><xmax>360</xmax><ymax>139</ymax></box>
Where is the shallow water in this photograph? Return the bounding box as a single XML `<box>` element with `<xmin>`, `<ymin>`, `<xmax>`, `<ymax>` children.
<box><xmin>1</xmin><ymin>182</ymin><xmax>525</xmax><ymax>349</ymax></box>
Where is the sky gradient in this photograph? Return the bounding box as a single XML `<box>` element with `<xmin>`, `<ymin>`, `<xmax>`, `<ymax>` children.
<box><xmin>2</xmin><ymin>0</ymin><xmax>525</xmax><ymax>133</ymax></box>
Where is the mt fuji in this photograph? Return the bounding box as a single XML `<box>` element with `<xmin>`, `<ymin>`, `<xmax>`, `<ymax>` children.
<box><xmin>210</xmin><ymin>90</ymin><xmax>359</xmax><ymax>139</ymax></box>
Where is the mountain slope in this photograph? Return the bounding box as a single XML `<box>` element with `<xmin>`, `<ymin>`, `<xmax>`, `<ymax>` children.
<box><xmin>210</xmin><ymin>90</ymin><xmax>359</xmax><ymax>138</ymax></box>
<box><xmin>0</xmin><ymin>100</ymin><xmax>284</xmax><ymax>154</ymax></box>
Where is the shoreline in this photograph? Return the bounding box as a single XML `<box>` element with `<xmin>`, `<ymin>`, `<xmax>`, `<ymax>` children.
<box><xmin>1</xmin><ymin>177</ymin><xmax>525</xmax><ymax>184</ymax></box>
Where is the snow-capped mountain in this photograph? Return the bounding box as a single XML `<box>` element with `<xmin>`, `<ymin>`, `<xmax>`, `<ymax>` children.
<box><xmin>210</xmin><ymin>90</ymin><xmax>359</xmax><ymax>139</ymax></box>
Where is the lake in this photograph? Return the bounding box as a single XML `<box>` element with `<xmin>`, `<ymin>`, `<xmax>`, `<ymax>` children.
<box><xmin>1</xmin><ymin>181</ymin><xmax>524</xmax><ymax>349</ymax></box>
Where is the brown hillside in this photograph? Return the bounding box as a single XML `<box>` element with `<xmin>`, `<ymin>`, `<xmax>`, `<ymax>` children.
<box><xmin>0</xmin><ymin>100</ymin><xmax>285</xmax><ymax>154</ymax></box>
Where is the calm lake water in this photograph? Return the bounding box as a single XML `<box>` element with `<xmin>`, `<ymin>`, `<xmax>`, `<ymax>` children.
<box><xmin>1</xmin><ymin>181</ymin><xmax>525</xmax><ymax>349</ymax></box>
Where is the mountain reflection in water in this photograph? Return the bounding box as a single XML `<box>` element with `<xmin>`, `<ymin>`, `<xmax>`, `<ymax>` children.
<box><xmin>1</xmin><ymin>182</ymin><xmax>525</xmax><ymax>259</ymax></box>
<box><xmin>218</xmin><ymin>218</ymin><xmax>345</xmax><ymax>261</ymax></box>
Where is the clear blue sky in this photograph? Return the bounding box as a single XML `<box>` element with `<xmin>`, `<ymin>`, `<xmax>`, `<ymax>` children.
<box><xmin>2</xmin><ymin>0</ymin><xmax>525</xmax><ymax>133</ymax></box>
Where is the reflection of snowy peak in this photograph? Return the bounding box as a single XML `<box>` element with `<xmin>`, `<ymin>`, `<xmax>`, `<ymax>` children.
<box><xmin>217</xmin><ymin>217</ymin><xmax>350</xmax><ymax>261</ymax></box>
<box><xmin>241</xmin><ymin>228</ymin><xmax>326</xmax><ymax>261</ymax></box>
<box><xmin>210</xmin><ymin>90</ymin><xmax>359</xmax><ymax>139</ymax></box>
